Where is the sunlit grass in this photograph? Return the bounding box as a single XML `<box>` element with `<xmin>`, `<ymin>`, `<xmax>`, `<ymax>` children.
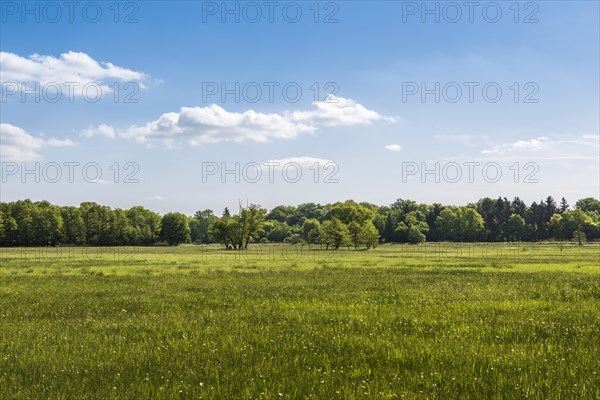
<box><xmin>1</xmin><ymin>243</ymin><xmax>599</xmax><ymax>399</ymax></box>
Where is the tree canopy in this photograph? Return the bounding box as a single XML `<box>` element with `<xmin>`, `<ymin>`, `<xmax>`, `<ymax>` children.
<box><xmin>1</xmin><ymin>196</ymin><xmax>599</xmax><ymax>248</ymax></box>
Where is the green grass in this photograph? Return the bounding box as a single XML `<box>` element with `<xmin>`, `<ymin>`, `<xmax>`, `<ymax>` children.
<box><xmin>1</xmin><ymin>243</ymin><xmax>599</xmax><ymax>399</ymax></box>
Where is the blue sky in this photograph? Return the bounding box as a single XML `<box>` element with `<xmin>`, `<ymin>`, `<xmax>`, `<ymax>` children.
<box><xmin>1</xmin><ymin>1</ymin><xmax>598</xmax><ymax>214</ymax></box>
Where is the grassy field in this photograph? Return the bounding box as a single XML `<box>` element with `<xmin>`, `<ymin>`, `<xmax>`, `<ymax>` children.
<box><xmin>1</xmin><ymin>243</ymin><xmax>599</xmax><ymax>399</ymax></box>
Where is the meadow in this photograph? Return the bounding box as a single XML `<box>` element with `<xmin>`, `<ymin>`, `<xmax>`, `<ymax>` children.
<box><xmin>0</xmin><ymin>243</ymin><xmax>599</xmax><ymax>399</ymax></box>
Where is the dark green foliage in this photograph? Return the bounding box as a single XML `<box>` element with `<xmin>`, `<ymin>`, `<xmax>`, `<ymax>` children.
<box><xmin>1</xmin><ymin>196</ymin><xmax>599</xmax><ymax>247</ymax></box>
<box><xmin>189</xmin><ymin>210</ymin><xmax>217</xmax><ymax>244</ymax></box>
<box><xmin>407</xmin><ymin>225</ymin><xmax>426</xmax><ymax>244</ymax></box>
<box><xmin>576</xmin><ymin>197</ymin><xmax>600</xmax><ymax>213</ymax></box>
<box><xmin>160</xmin><ymin>213</ymin><xmax>190</xmax><ymax>246</ymax></box>
<box><xmin>210</xmin><ymin>204</ymin><xmax>266</xmax><ymax>250</ymax></box>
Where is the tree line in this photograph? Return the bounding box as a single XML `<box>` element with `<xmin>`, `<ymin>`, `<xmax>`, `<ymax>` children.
<box><xmin>1</xmin><ymin>196</ymin><xmax>599</xmax><ymax>248</ymax></box>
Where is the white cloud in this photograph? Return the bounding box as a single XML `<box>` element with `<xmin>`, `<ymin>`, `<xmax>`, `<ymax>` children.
<box><xmin>46</xmin><ymin>138</ymin><xmax>76</xmax><ymax>147</ymax></box>
<box><xmin>482</xmin><ymin>137</ymin><xmax>548</xmax><ymax>154</ymax></box>
<box><xmin>0</xmin><ymin>51</ymin><xmax>149</xmax><ymax>96</ymax></box>
<box><xmin>480</xmin><ymin>135</ymin><xmax>599</xmax><ymax>160</ymax></box>
<box><xmin>0</xmin><ymin>123</ymin><xmax>76</xmax><ymax>162</ymax></box>
<box><xmin>385</xmin><ymin>144</ymin><xmax>402</xmax><ymax>152</ymax></box>
<box><xmin>81</xmin><ymin>124</ymin><xmax>117</xmax><ymax>139</ymax></box>
<box><xmin>0</xmin><ymin>124</ymin><xmax>44</xmax><ymax>162</ymax></box>
<box><xmin>262</xmin><ymin>156</ymin><xmax>335</xmax><ymax>168</ymax></box>
<box><xmin>288</xmin><ymin>95</ymin><xmax>397</xmax><ymax>127</ymax></box>
<box><xmin>83</xmin><ymin>96</ymin><xmax>395</xmax><ymax>147</ymax></box>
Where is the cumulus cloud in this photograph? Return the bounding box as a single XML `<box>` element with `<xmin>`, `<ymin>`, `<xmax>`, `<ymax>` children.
<box><xmin>288</xmin><ymin>95</ymin><xmax>397</xmax><ymax>127</ymax></box>
<box><xmin>385</xmin><ymin>144</ymin><xmax>402</xmax><ymax>152</ymax></box>
<box><xmin>0</xmin><ymin>51</ymin><xmax>149</xmax><ymax>96</ymax></box>
<box><xmin>83</xmin><ymin>96</ymin><xmax>395</xmax><ymax>147</ymax></box>
<box><xmin>0</xmin><ymin>123</ymin><xmax>75</xmax><ymax>162</ymax></box>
